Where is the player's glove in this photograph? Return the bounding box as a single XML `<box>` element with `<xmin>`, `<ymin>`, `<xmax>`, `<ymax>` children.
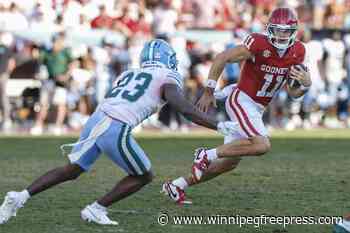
<box><xmin>217</xmin><ymin>121</ymin><xmax>238</xmax><ymax>136</ymax></box>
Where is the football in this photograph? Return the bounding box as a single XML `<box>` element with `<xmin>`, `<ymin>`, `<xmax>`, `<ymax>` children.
<box><xmin>287</xmin><ymin>64</ymin><xmax>308</xmax><ymax>88</ymax></box>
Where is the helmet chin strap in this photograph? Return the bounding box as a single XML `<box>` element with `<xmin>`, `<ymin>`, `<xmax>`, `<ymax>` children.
<box><xmin>269</xmin><ymin>38</ymin><xmax>289</xmax><ymax>56</ymax></box>
<box><xmin>271</xmin><ymin>34</ymin><xmax>296</xmax><ymax>50</ymax></box>
<box><xmin>275</xmin><ymin>41</ymin><xmax>289</xmax><ymax>50</ymax></box>
<box><xmin>274</xmin><ymin>42</ymin><xmax>289</xmax><ymax>57</ymax></box>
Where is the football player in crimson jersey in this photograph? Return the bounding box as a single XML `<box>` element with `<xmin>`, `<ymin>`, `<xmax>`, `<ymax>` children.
<box><xmin>162</xmin><ymin>7</ymin><xmax>312</xmax><ymax>204</ymax></box>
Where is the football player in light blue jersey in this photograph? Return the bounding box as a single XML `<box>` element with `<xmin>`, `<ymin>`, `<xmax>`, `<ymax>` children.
<box><xmin>0</xmin><ymin>39</ymin><xmax>235</xmax><ymax>225</ymax></box>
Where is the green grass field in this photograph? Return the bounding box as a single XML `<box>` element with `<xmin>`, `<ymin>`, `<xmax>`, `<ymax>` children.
<box><xmin>0</xmin><ymin>129</ymin><xmax>349</xmax><ymax>233</ymax></box>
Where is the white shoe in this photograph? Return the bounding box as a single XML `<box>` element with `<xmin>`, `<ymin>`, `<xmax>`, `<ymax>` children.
<box><xmin>0</xmin><ymin>192</ymin><xmax>26</xmax><ymax>224</ymax></box>
<box><xmin>81</xmin><ymin>204</ymin><xmax>118</xmax><ymax>225</ymax></box>
<box><xmin>52</xmin><ymin>126</ymin><xmax>63</xmax><ymax>136</ymax></box>
<box><xmin>30</xmin><ymin>126</ymin><xmax>43</xmax><ymax>135</ymax></box>
<box><xmin>161</xmin><ymin>181</ymin><xmax>191</xmax><ymax>205</ymax></box>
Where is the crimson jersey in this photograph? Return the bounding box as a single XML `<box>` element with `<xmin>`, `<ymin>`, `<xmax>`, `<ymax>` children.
<box><xmin>237</xmin><ymin>33</ymin><xmax>306</xmax><ymax>106</ymax></box>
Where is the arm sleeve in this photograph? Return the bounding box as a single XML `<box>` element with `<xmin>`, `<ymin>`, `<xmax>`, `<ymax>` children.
<box><xmin>164</xmin><ymin>70</ymin><xmax>184</xmax><ymax>89</ymax></box>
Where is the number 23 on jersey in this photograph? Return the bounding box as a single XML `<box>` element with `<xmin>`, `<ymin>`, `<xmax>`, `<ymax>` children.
<box><xmin>105</xmin><ymin>72</ymin><xmax>153</xmax><ymax>102</ymax></box>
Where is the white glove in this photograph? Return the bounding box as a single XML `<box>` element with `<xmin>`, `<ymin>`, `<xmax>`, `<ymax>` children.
<box><xmin>217</xmin><ymin>121</ymin><xmax>238</xmax><ymax>136</ymax></box>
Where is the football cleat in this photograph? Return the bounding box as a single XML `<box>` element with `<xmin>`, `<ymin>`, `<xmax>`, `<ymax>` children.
<box><xmin>0</xmin><ymin>192</ymin><xmax>26</xmax><ymax>224</ymax></box>
<box><xmin>161</xmin><ymin>181</ymin><xmax>191</xmax><ymax>205</ymax></box>
<box><xmin>191</xmin><ymin>148</ymin><xmax>210</xmax><ymax>182</ymax></box>
<box><xmin>81</xmin><ymin>204</ymin><xmax>118</xmax><ymax>225</ymax></box>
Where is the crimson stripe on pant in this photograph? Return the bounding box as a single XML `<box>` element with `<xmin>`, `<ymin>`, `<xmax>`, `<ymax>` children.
<box><xmin>233</xmin><ymin>90</ymin><xmax>261</xmax><ymax>136</ymax></box>
<box><xmin>228</xmin><ymin>89</ymin><xmax>252</xmax><ymax>137</ymax></box>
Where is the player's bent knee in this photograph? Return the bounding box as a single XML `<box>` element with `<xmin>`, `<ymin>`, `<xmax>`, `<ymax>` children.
<box><xmin>254</xmin><ymin>139</ymin><xmax>271</xmax><ymax>156</ymax></box>
<box><xmin>63</xmin><ymin>164</ymin><xmax>85</xmax><ymax>180</ymax></box>
<box><xmin>135</xmin><ymin>170</ymin><xmax>154</xmax><ymax>185</ymax></box>
<box><xmin>144</xmin><ymin>171</ymin><xmax>154</xmax><ymax>184</ymax></box>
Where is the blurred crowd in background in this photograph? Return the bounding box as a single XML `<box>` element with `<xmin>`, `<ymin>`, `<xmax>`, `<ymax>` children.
<box><xmin>0</xmin><ymin>0</ymin><xmax>350</xmax><ymax>135</ymax></box>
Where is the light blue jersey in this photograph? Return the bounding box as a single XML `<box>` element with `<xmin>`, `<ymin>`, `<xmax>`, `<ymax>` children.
<box><xmin>67</xmin><ymin>68</ymin><xmax>182</xmax><ymax>175</ymax></box>
<box><xmin>100</xmin><ymin>67</ymin><xmax>183</xmax><ymax>128</ymax></box>
<box><xmin>67</xmin><ymin>39</ymin><xmax>182</xmax><ymax>175</ymax></box>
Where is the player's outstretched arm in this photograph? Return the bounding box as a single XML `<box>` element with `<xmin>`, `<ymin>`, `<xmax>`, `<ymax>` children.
<box><xmin>162</xmin><ymin>83</ymin><xmax>218</xmax><ymax>130</ymax></box>
<box><xmin>197</xmin><ymin>45</ymin><xmax>252</xmax><ymax>112</ymax></box>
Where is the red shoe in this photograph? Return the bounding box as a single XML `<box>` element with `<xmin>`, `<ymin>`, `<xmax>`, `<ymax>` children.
<box><xmin>191</xmin><ymin>148</ymin><xmax>210</xmax><ymax>182</ymax></box>
<box><xmin>161</xmin><ymin>181</ymin><xmax>192</xmax><ymax>205</ymax></box>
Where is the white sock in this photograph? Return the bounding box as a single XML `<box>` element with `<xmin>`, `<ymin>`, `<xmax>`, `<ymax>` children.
<box><xmin>172</xmin><ymin>177</ymin><xmax>188</xmax><ymax>190</ymax></box>
<box><xmin>92</xmin><ymin>201</ymin><xmax>107</xmax><ymax>211</ymax></box>
<box><xmin>206</xmin><ymin>148</ymin><xmax>218</xmax><ymax>161</ymax></box>
<box><xmin>19</xmin><ymin>190</ymin><xmax>30</xmax><ymax>202</ymax></box>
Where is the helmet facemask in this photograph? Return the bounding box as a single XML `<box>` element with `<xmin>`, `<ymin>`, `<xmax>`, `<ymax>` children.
<box><xmin>267</xmin><ymin>24</ymin><xmax>297</xmax><ymax>50</ymax></box>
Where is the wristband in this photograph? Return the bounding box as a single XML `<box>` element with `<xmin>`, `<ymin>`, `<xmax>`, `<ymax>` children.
<box><xmin>205</xmin><ymin>79</ymin><xmax>217</xmax><ymax>89</ymax></box>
